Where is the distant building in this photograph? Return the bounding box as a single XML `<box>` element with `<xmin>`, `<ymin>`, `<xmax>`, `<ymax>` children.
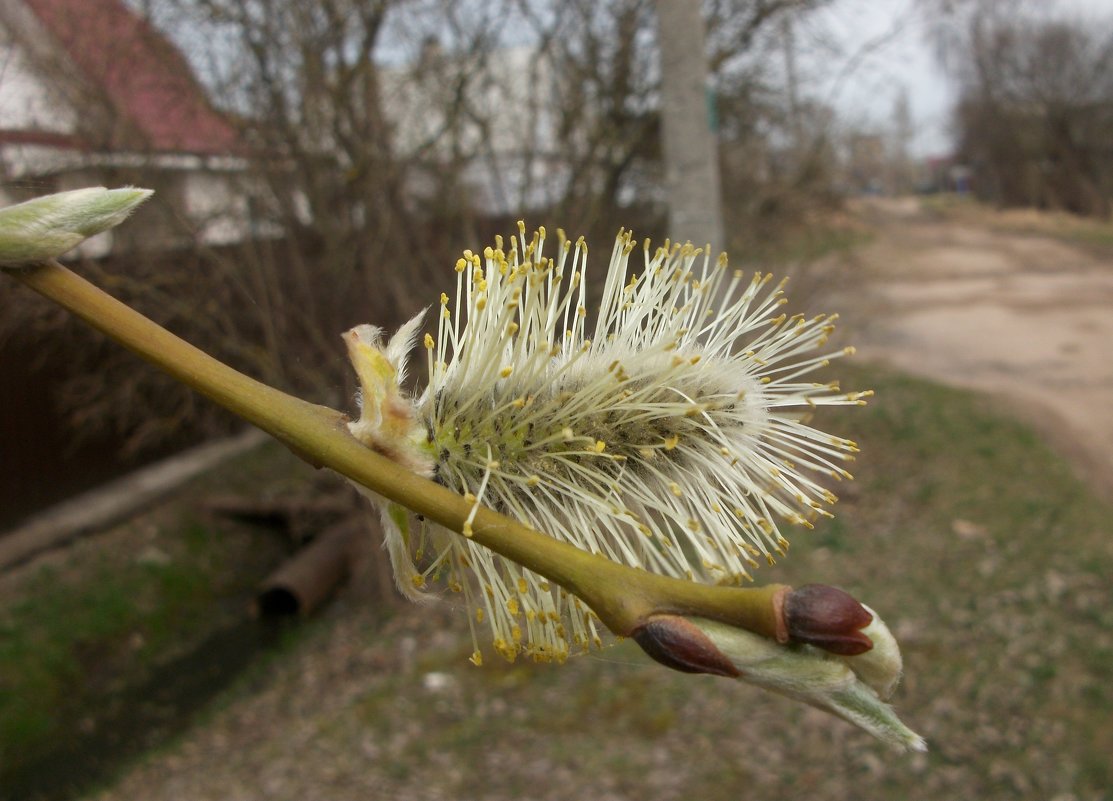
<box><xmin>843</xmin><ymin>132</ymin><xmax>887</xmax><ymax>195</ymax></box>
<box><xmin>0</xmin><ymin>0</ymin><xmax>250</xmax><ymax>253</ymax></box>
<box><xmin>377</xmin><ymin>41</ymin><xmax>572</xmax><ymax>217</ymax></box>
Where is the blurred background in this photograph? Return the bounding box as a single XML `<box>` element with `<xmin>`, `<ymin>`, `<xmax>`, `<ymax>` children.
<box><xmin>2</xmin><ymin>0</ymin><xmax>1112</xmax><ymax>799</ymax></box>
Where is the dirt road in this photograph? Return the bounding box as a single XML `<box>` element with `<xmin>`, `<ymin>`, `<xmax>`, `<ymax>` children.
<box><xmin>846</xmin><ymin>198</ymin><xmax>1113</xmax><ymax>495</ymax></box>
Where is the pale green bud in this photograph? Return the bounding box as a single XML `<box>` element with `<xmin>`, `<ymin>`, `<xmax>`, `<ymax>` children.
<box><xmin>833</xmin><ymin>604</ymin><xmax>904</xmax><ymax>700</ymax></box>
<box><xmin>0</xmin><ymin>187</ymin><xmax>154</xmax><ymax>267</ymax></box>
<box><xmin>692</xmin><ymin>615</ymin><xmax>926</xmax><ymax>752</ymax></box>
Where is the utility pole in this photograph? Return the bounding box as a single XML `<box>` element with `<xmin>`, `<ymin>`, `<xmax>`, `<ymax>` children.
<box><xmin>781</xmin><ymin>12</ymin><xmax>803</xmax><ymax>155</ymax></box>
<box><xmin>655</xmin><ymin>0</ymin><xmax>724</xmax><ymax>254</ymax></box>
<box><xmin>891</xmin><ymin>88</ymin><xmax>913</xmax><ymax>195</ymax></box>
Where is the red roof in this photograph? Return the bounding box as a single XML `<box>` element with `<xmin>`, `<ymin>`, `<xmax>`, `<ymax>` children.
<box><xmin>23</xmin><ymin>0</ymin><xmax>239</xmax><ymax>155</ymax></box>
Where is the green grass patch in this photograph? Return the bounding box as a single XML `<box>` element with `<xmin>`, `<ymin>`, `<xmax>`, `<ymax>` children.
<box><xmin>0</xmin><ymin>441</ymin><xmax>308</xmax><ymax>781</ymax></box>
<box><xmin>777</xmin><ymin>365</ymin><xmax>1113</xmax><ymax>797</ymax></box>
<box><xmin>0</xmin><ymin>553</ymin><xmax>217</xmax><ymax>760</ymax></box>
<box><xmin>734</xmin><ymin>218</ymin><xmax>872</xmax><ymax>267</ymax></box>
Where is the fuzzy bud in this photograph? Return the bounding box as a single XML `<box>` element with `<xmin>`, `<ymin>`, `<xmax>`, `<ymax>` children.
<box><xmin>691</xmin><ymin>615</ymin><xmax>925</xmax><ymax>752</ymax></box>
<box><xmin>0</xmin><ymin>187</ymin><xmax>153</xmax><ymax>267</ymax></box>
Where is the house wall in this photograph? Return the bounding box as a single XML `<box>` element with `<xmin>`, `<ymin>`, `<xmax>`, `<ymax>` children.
<box><xmin>0</xmin><ymin>2</ymin><xmax>78</xmax><ymax>134</ymax></box>
<box><xmin>0</xmin><ymin>39</ymin><xmax>75</xmax><ymax>133</ymax></box>
<box><xmin>380</xmin><ymin>45</ymin><xmax>568</xmax><ymax>216</ymax></box>
<box><xmin>2</xmin><ymin>1</ymin><xmax>257</xmax><ymax>251</ymax></box>
<box><xmin>181</xmin><ymin>169</ymin><xmax>253</xmax><ymax>246</ymax></box>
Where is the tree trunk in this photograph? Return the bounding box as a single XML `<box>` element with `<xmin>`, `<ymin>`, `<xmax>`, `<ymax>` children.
<box><xmin>655</xmin><ymin>0</ymin><xmax>724</xmax><ymax>254</ymax></box>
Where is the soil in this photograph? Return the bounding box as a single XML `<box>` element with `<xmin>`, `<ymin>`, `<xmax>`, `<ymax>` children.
<box><xmin>844</xmin><ymin>197</ymin><xmax>1113</xmax><ymax>496</ymax></box>
<box><xmin>79</xmin><ymin>200</ymin><xmax>1113</xmax><ymax>801</ymax></box>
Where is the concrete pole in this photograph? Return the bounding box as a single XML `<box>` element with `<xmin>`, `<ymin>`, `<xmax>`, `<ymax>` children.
<box><xmin>655</xmin><ymin>0</ymin><xmax>724</xmax><ymax>254</ymax></box>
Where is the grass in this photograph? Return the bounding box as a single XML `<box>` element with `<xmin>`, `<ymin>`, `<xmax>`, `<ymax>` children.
<box><xmin>740</xmin><ymin>220</ymin><xmax>872</xmax><ymax>267</ymax></box>
<box><xmin>921</xmin><ymin>193</ymin><xmax>1113</xmax><ymax>257</ymax></box>
<box><xmin>778</xmin><ymin>366</ymin><xmax>1113</xmax><ymax>796</ymax></box>
<box><xmin>0</xmin><ymin>554</ymin><xmax>213</xmax><ymax>755</ymax></box>
<box><xmin>0</xmin><ymin>441</ymin><xmax>310</xmax><ymax>783</ymax></box>
<box><xmin>89</xmin><ymin>366</ymin><xmax>1113</xmax><ymax>801</ymax></box>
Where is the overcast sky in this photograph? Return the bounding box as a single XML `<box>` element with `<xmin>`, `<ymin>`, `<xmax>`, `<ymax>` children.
<box><xmin>803</xmin><ymin>0</ymin><xmax>951</xmax><ymax>157</ymax></box>
<box><xmin>805</xmin><ymin>0</ymin><xmax>1113</xmax><ymax>157</ymax></box>
<box><xmin>146</xmin><ymin>0</ymin><xmax>1111</xmax><ymax>160</ymax></box>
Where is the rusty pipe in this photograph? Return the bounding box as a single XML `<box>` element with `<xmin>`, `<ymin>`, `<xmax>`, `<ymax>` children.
<box><xmin>255</xmin><ymin>518</ymin><xmax>362</xmax><ymax>617</ymax></box>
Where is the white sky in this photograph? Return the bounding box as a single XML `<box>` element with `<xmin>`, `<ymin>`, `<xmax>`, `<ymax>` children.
<box><xmin>804</xmin><ymin>0</ymin><xmax>952</xmax><ymax>157</ymax></box>
<box><xmin>803</xmin><ymin>0</ymin><xmax>1113</xmax><ymax>157</ymax></box>
<box><xmin>145</xmin><ymin>0</ymin><xmax>1111</xmax><ymax>160</ymax></box>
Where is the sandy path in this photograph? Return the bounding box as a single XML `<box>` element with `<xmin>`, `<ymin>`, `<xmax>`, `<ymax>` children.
<box><xmin>845</xmin><ymin>198</ymin><xmax>1113</xmax><ymax>495</ymax></box>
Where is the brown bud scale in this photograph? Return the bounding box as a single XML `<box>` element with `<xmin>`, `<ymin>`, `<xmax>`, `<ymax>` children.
<box><xmin>632</xmin><ymin>614</ymin><xmax>741</xmax><ymax>678</ymax></box>
<box><xmin>784</xmin><ymin>583</ymin><xmax>874</xmax><ymax>655</ymax></box>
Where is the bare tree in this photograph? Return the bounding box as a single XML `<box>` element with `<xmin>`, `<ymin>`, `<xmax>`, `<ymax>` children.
<box><xmin>5</xmin><ymin>0</ymin><xmax>841</xmax><ymax>462</ymax></box>
<box><xmin>929</xmin><ymin>1</ymin><xmax>1113</xmax><ymax>216</ymax></box>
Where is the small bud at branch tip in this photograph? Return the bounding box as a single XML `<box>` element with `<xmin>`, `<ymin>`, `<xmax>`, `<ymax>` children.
<box><xmin>784</xmin><ymin>584</ymin><xmax>874</xmax><ymax>655</ymax></box>
<box><xmin>0</xmin><ymin>187</ymin><xmax>154</xmax><ymax>267</ymax></box>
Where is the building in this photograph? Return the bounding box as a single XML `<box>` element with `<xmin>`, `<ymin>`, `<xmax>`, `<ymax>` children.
<box><xmin>377</xmin><ymin>40</ymin><xmax>572</xmax><ymax>217</ymax></box>
<box><xmin>0</xmin><ymin>0</ymin><xmax>250</xmax><ymax>253</ymax></box>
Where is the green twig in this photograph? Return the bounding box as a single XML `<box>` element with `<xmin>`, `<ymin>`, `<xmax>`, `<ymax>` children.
<box><xmin>8</xmin><ymin>259</ymin><xmax>787</xmax><ymax>640</ymax></box>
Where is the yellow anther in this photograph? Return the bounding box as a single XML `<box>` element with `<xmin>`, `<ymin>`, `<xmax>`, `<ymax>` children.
<box><xmin>423</xmin><ymin>333</ymin><xmax>434</xmax><ymax>349</ymax></box>
<box><xmin>500</xmin><ymin>366</ymin><xmax>513</xmax><ymax>378</ymax></box>
<box><xmin>594</xmin><ymin>440</ymin><xmax>606</xmax><ymax>453</ymax></box>
<box><xmin>669</xmin><ymin>482</ymin><xmax>683</xmax><ymax>497</ymax></box>
<box><xmin>664</xmin><ymin>435</ymin><xmax>680</xmax><ymax>450</ymax></box>
<box><xmin>455</xmin><ymin>257</ymin><xmax>467</xmax><ymax>272</ymax></box>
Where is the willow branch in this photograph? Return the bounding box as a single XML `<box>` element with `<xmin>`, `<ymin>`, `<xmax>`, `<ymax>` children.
<box><xmin>8</xmin><ymin>258</ymin><xmax>788</xmax><ymax>640</ymax></box>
